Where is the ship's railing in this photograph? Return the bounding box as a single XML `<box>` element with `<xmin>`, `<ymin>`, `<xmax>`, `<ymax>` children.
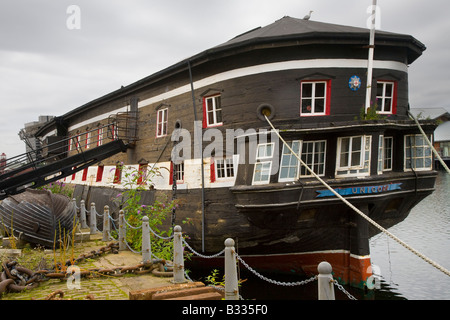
<box><xmin>74</xmin><ymin>200</ymin><xmax>357</xmax><ymax>300</ymax></box>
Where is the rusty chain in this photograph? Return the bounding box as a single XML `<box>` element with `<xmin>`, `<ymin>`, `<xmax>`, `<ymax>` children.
<box><xmin>0</xmin><ymin>242</ymin><xmax>173</xmax><ymax>296</ymax></box>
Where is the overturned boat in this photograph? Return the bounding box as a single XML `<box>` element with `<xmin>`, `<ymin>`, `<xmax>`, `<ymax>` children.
<box><xmin>0</xmin><ymin>189</ymin><xmax>77</xmax><ymax>248</ymax></box>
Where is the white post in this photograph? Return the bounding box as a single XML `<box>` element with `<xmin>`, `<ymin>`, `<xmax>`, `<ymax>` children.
<box><xmin>141</xmin><ymin>216</ymin><xmax>151</xmax><ymax>265</ymax></box>
<box><xmin>172</xmin><ymin>225</ymin><xmax>186</xmax><ymax>283</ymax></box>
<box><xmin>102</xmin><ymin>205</ymin><xmax>110</xmax><ymax>242</ymax></box>
<box><xmin>79</xmin><ymin>200</ymin><xmax>88</xmax><ymax>229</ymax></box>
<box><xmin>365</xmin><ymin>0</ymin><xmax>377</xmax><ymax>113</ymax></box>
<box><xmin>224</xmin><ymin>238</ymin><xmax>239</xmax><ymax>300</ymax></box>
<box><xmin>90</xmin><ymin>202</ymin><xmax>98</xmax><ymax>234</ymax></box>
<box><xmin>318</xmin><ymin>261</ymin><xmax>335</xmax><ymax>300</ymax></box>
<box><xmin>118</xmin><ymin>210</ymin><xmax>126</xmax><ymax>251</ymax></box>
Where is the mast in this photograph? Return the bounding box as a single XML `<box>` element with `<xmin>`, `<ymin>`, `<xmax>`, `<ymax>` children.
<box><xmin>365</xmin><ymin>0</ymin><xmax>377</xmax><ymax>112</ymax></box>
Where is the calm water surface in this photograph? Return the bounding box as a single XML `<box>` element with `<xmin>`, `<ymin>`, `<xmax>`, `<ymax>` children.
<box><xmin>368</xmin><ymin>171</ymin><xmax>450</xmax><ymax>300</ymax></box>
<box><xmin>199</xmin><ymin>172</ymin><xmax>450</xmax><ymax>300</ymax></box>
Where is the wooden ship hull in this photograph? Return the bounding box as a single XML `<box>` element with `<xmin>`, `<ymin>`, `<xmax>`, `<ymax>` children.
<box><xmin>0</xmin><ymin>189</ymin><xmax>77</xmax><ymax>248</ymax></box>
<box><xmin>31</xmin><ymin>16</ymin><xmax>438</xmax><ymax>289</ymax></box>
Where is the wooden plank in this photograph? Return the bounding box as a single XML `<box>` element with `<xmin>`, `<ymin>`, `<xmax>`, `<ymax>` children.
<box><xmin>128</xmin><ymin>282</ymin><xmax>205</xmax><ymax>300</ymax></box>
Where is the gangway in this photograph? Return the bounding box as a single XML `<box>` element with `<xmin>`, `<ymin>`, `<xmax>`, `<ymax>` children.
<box><xmin>0</xmin><ymin>113</ymin><xmax>137</xmax><ymax>200</ymax></box>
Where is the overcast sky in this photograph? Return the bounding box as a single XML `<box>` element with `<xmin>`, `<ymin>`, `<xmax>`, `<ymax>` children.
<box><xmin>1</xmin><ymin>0</ymin><xmax>449</xmax><ymax>157</ymax></box>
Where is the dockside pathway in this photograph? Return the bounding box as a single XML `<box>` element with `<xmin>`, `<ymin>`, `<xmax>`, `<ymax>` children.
<box><xmin>0</xmin><ymin>233</ymin><xmax>174</xmax><ymax>300</ymax></box>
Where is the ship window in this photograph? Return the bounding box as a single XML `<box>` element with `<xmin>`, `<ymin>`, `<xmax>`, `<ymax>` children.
<box><xmin>336</xmin><ymin>136</ymin><xmax>371</xmax><ymax>176</ymax></box>
<box><xmin>404</xmin><ymin>134</ymin><xmax>432</xmax><ymax>171</ymax></box>
<box><xmin>376</xmin><ymin>81</ymin><xmax>397</xmax><ymax>114</ymax></box>
<box><xmin>170</xmin><ymin>161</ymin><xmax>184</xmax><ymax>184</ymax></box>
<box><xmin>300</xmin><ymin>140</ymin><xmax>326</xmax><ymax>177</ymax></box>
<box><xmin>203</xmin><ymin>94</ymin><xmax>222</xmax><ymax>128</ymax></box>
<box><xmin>156</xmin><ymin>108</ymin><xmax>168</xmax><ymax>137</ymax></box>
<box><xmin>279</xmin><ymin>141</ymin><xmax>300</xmax><ymax>181</ymax></box>
<box><xmin>253</xmin><ymin>143</ymin><xmax>274</xmax><ymax>185</ymax></box>
<box><xmin>378</xmin><ymin>136</ymin><xmax>393</xmax><ymax>173</ymax></box>
<box><xmin>215</xmin><ymin>158</ymin><xmax>235</xmax><ymax>179</ymax></box>
<box><xmin>300</xmin><ymin>80</ymin><xmax>331</xmax><ymax>116</ymax></box>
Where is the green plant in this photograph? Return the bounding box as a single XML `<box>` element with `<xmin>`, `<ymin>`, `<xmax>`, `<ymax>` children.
<box><xmin>113</xmin><ymin>163</ymin><xmax>180</xmax><ymax>261</ymax></box>
<box><xmin>38</xmin><ymin>181</ymin><xmax>74</xmax><ymax>198</ymax></box>
<box><xmin>359</xmin><ymin>101</ymin><xmax>386</xmax><ymax>121</ymax></box>
<box><xmin>205</xmin><ymin>269</ymin><xmax>247</xmax><ymax>287</ymax></box>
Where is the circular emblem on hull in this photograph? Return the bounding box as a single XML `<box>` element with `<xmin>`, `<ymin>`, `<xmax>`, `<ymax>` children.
<box><xmin>349</xmin><ymin>75</ymin><xmax>361</xmax><ymax>91</ymax></box>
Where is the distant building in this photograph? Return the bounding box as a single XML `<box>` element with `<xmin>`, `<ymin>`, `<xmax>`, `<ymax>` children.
<box><xmin>0</xmin><ymin>153</ymin><xmax>6</xmax><ymax>174</ymax></box>
<box><xmin>410</xmin><ymin>107</ymin><xmax>450</xmax><ymax>167</ymax></box>
<box><xmin>19</xmin><ymin>115</ymin><xmax>54</xmax><ymax>160</ymax></box>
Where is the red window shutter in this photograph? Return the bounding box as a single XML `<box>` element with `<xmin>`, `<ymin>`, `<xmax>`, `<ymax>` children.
<box><xmin>202</xmin><ymin>97</ymin><xmax>208</xmax><ymax>129</ymax></box>
<box><xmin>325</xmin><ymin>79</ymin><xmax>332</xmax><ymax>115</ymax></box>
<box><xmin>113</xmin><ymin>166</ymin><xmax>121</xmax><ymax>184</ymax></box>
<box><xmin>210</xmin><ymin>158</ymin><xmax>216</xmax><ymax>183</ymax></box>
<box><xmin>96</xmin><ymin>166</ymin><xmax>104</xmax><ymax>182</ymax></box>
<box><xmin>82</xmin><ymin>168</ymin><xmax>88</xmax><ymax>181</ymax></box>
<box><xmin>392</xmin><ymin>81</ymin><xmax>398</xmax><ymax>114</ymax></box>
<box><xmin>169</xmin><ymin>162</ymin><xmax>174</xmax><ymax>185</ymax></box>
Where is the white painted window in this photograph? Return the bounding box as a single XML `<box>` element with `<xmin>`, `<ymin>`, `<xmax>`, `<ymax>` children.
<box><xmin>204</xmin><ymin>94</ymin><xmax>223</xmax><ymax>127</ymax></box>
<box><xmin>279</xmin><ymin>141</ymin><xmax>300</xmax><ymax>181</ymax></box>
<box><xmin>216</xmin><ymin>158</ymin><xmax>234</xmax><ymax>179</ymax></box>
<box><xmin>376</xmin><ymin>81</ymin><xmax>396</xmax><ymax>114</ymax></box>
<box><xmin>300</xmin><ymin>80</ymin><xmax>330</xmax><ymax>116</ymax></box>
<box><xmin>156</xmin><ymin>108</ymin><xmax>168</xmax><ymax>137</ymax></box>
<box><xmin>253</xmin><ymin>143</ymin><xmax>274</xmax><ymax>185</ymax></box>
<box><xmin>404</xmin><ymin>134</ymin><xmax>433</xmax><ymax>171</ymax></box>
<box><xmin>300</xmin><ymin>140</ymin><xmax>326</xmax><ymax>177</ymax></box>
<box><xmin>336</xmin><ymin>136</ymin><xmax>371</xmax><ymax>177</ymax></box>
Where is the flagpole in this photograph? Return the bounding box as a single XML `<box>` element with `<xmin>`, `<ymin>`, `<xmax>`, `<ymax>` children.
<box><xmin>365</xmin><ymin>0</ymin><xmax>377</xmax><ymax>112</ymax></box>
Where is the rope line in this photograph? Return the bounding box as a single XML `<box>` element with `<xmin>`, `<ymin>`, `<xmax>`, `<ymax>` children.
<box><xmin>264</xmin><ymin>115</ymin><xmax>450</xmax><ymax>278</ymax></box>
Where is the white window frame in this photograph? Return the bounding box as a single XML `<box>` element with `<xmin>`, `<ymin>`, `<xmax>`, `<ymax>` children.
<box><xmin>215</xmin><ymin>158</ymin><xmax>235</xmax><ymax>180</ymax></box>
<box><xmin>300</xmin><ymin>140</ymin><xmax>327</xmax><ymax>177</ymax></box>
<box><xmin>376</xmin><ymin>81</ymin><xmax>394</xmax><ymax>114</ymax></box>
<box><xmin>156</xmin><ymin>108</ymin><xmax>168</xmax><ymax>138</ymax></box>
<box><xmin>337</xmin><ymin>136</ymin><xmax>364</xmax><ymax>170</ymax></box>
<box><xmin>174</xmin><ymin>162</ymin><xmax>184</xmax><ymax>183</ymax></box>
<box><xmin>404</xmin><ymin>134</ymin><xmax>433</xmax><ymax>171</ymax></box>
<box><xmin>205</xmin><ymin>94</ymin><xmax>223</xmax><ymax>127</ymax></box>
<box><xmin>253</xmin><ymin>143</ymin><xmax>275</xmax><ymax>185</ymax></box>
<box><xmin>300</xmin><ymin>81</ymin><xmax>328</xmax><ymax>116</ymax></box>
<box><xmin>278</xmin><ymin>141</ymin><xmax>301</xmax><ymax>182</ymax></box>
<box><xmin>336</xmin><ymin>136</ymin><xmax>371</xmax><ymax>177</ymax></box>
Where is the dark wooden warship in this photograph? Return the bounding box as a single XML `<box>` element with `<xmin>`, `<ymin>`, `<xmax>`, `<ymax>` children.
<box><xmin>4</xmin><ymin>16</ymin><xmax>438</xmax><ymax>289</ymax></box>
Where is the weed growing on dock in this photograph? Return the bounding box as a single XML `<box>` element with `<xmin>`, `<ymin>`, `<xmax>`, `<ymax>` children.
<box><xmin>114</xmin><ymin>164</ymin><xmax>179</xmax><ymax>261</ymax></box>
<box><xmin>37</xmin><ymin>181</ymin><xmax>74</xmax><ymax>198</ymax></box>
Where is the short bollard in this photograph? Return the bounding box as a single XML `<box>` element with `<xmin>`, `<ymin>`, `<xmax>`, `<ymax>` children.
<box><xmin>102</xmin><ymin>205</ymin><xmax>110</xmax><ymax>242</ymax></box>
<box><xmin>90</xmin><ymin>202</ymin><xmax>98</xmax><ymax>234</ymax></box>
<box><xmin>141</xmin><ymin>216</ymin><xmax>151</xmax><ymax>265</ymax></box>
<box><xmin>173</xmin><ymin>225</ymin><xmax>186</xmax><ymax>283</ymax></box>
<box><xmin>224</xmin><ymin>238</ymin><xmax>239</xmax><ymax>300</ymax></box>
<box><xmin>318</xmin><ymin>261</ymin><xmax>335</xmax><ymax>300</ymax></box>
<box><xmin>118</xmin><ymin>210</ymin><xmax>126</xmax><ymax>251</ymax></box>
<box><xmin>79</xmin><ymin>199</ymin><xmax>88</xmax><ymax>229</ymax></box>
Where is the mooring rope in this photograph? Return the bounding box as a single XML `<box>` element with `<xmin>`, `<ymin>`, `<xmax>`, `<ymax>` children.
<box><xmin>407</xmin><ymin>111</ymin><xmax>450</xmax><ymax>175</ymax></box>
<box><xmin>265</xmin><ymin>115</ymin><xmax>450</xmax><ymax>278</ymax></box>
